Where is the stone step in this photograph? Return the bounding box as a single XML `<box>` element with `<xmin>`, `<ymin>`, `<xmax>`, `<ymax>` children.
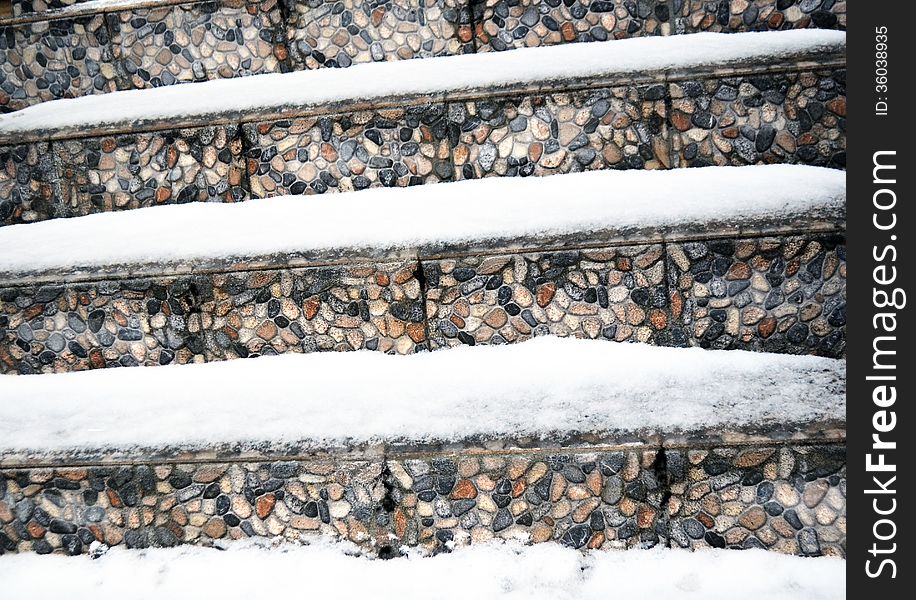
<box><xmin>0</xmin><ymin>0</ymin><xmax>847</xmax><ymax>112</ymax></box>
<box><xmin>0</xmin><ymin>165</ymin><xmax>846</xmax><ymax>374</ymax></box>
<box><xmin>0</xmin><ymin>29</ymin><xmax>846</xmax><ymax>226</ymax></box>
<box><xmin>0</xmin><ymin>336</ymin><xmax>846</xmax><ymax>556</ymax></box>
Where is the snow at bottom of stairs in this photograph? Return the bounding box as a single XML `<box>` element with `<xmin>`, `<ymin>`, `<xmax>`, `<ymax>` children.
<box><xmin>0</xmin><ymin>539</ymin><xmax>845</xmax><ymax>600</ymax></box>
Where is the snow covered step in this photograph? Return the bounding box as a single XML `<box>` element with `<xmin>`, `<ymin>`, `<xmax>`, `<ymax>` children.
<box><xmin>0</xmin><ymin>337</ymin><xmax>847</xmax><ymax>556</ymax></box>
<box><xmin>1</xmin><ymin>0</ymin><xmax>847</xmax><ymax>114</ymax></box>
<box><xmin>0</xmin><ymin>541</ymin><xmax>848</xmax><ymax>600</ymax></box>
<box><xmin>0</xmin><ymin>166</ymin><xmax>847</xmax><ymax>374</ymax></box>
<box><xmin>0</xmin><ymin>30</ymin><xmax>845</xmax><ymax>226</ymax></box>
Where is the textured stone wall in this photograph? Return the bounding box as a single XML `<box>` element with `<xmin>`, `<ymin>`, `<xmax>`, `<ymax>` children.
<box><xmin>670</xmin><ymin>69</ymin><xmax>846</xmax><ymax>168</ymax></box>
<box><xmin>667</xmin><ymin>443</ymin><xmax>846</xmax><ymax>556</ymax></box>
<box><xmin>0</xmin><ymin>440</ymin><xmax>845</xmax><ymax>556</ymax></box>
<box><xmin>474</xmin><ymin>0</ymin><xmax>669</xmax><ymax>53</ymax></box>
<box><xmin>0</xmin><ymin>14</ymin><xmax>117</xmax><ymax>111</ymax></box>
<box><xmin>0</xmin><ymin>232</ymin><xmax>845</xmax><ymax>374</ymax></box>
<box><xmin>671</xmin><ymin>0</ymin><xmax>847</xmax><ymax>34</ymax></box>
<box><xmin>107</xmin><ymin>0</ymin><xmax>291</xmax><ymax>91</ymax></box>
<box><xmin>242</xmin><ymin>103</ymin><xmax>455</xmax><ymax>197</ymax></box>
<box><xmin>2</xmin><ymin>0</ymin><xmax>847</xmax><ymax>112</ymax></box>
<box><xmin>425</xmin><ymin>245</ymin><xmax>676</xmax><ymax>349</ymax></box>
<box><xmin>284</xmin><ymin>0</ymin><xmax>470</xmax><ymax>69</ymax></box>
<box><xmin>0</xmin><ymin>260</ymin><xmax>424</xmax><ymax>374</ymax></box>
<box><xmin>450</xmin><ymin>85</ymin><xmax>670</xmax><ymax>179</ymax></box>
<box><xmin>0</xmin><ymin>66</ymin><xmax>847</xmax><ymax>226</ymax></box>
<box><xmin>667</xmin><ymin>234</ymin><xmax>846</xmax><ymax>355</ymax></box>
<box><xmin>0</xmin><ymin>143</ymin><xmax>60</xmax><ymax>224</ymax></box>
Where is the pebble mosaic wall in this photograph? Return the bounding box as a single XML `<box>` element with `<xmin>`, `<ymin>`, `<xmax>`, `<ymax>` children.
<box><xmin>424</xmin><ymin>245</ymin><xmax>677</xmax><ymax>349</ymax></box>
<box><xmin>1</xmin><ymin>0</ymin><xmax>847</xmax><ymax>111</ymax></box>
<box><xmin>671</xmin><ymin>0</ymin><xmax>846</xmax><ymax>34</ymax></box>
<box><xmin>54</xmin><ymin>125</ymin><xmax>248</xmax><ymax>217</ymax></box>
<box><xmin>667</xmin><ymin>234</ymin><xmax>846</xmax><ymax>356</ymax></box>
<box><xmin>387</xmin><ymin>448</ymin><xmax>669</xmax><ymax>551</ymax></box>
<box><xmin>450</xmin><ymin>86</ymin><xmax>670</xmax><ymax>180</ymax></box>
<box><xmin>0</xmin><ymin>142</ymin><xmax>60</xmax><ymax>225</ymax></box>
<box><xmin>0</xmin><ymin>441</ymin><xmax>845</xmax><ymax>556</ymax></box>
<box><xmin>667</xmin><ymin>443</ymin><xmax>846</xmax><ymax>556</ymax></box>
<box><xmin>283</xmin><ymin>0</ymin><xmax>470</xmax><ymax>69</ymax></box>
<box><xmin>0</xmin><ymin>260</ymin><xmax>424</xmax><ymax>374</ymax></box>
<box><xmin>474</xmin><ymin>0</ymin><xmax>668</xmax><ymax>53</ymax></box>
<box><xmin>107</xmin><ymin>0</ymin><xmax>291</xmax><ymax>91</ymax></box>
<box><xmin>242</xmin><ymin>103</ymin><xmax>455</xmax><ymax>197</ymax></box>
<box><xmin>0</xmin><ymin>233</ymin><xmax>845</xmax><ymax>374</ymax></box>
<box><xmin>670</xmin><ymin>69</ymin><xmax>846</xmax><ymax>168</ymax></box>
<box><xmin>0</xmin><ymin>14</ymin><xmax>117</xmax><ymax>112</ymax></box>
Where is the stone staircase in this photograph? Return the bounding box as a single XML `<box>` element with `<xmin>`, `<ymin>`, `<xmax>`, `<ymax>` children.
<box><xmin>0</xmin><ymin>1</ymin><xmax>845</xmax><ymax>561</ymax></box>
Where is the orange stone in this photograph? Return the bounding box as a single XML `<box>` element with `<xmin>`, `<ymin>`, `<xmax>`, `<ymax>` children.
<box><xmin>304</xmin><ymin>297</ymin><xmax>321</xmax><ymax>320</ymax></box>
<box><xmin>451</xmin><ymin>479</ymin><xmax>478</xmax><ymax>500</ymax></box>
<box><xmin>670</xmin><ymin>111</ymin><xmax>691</xmax><ymax>132</ymax></box>
<box><xmin>826</xmin><ymin>97</ymin><xmax>846</xmax><ymax>117</ymax></box>
<box><xmin>256</xmin><ymin>320</ymin><xmax>278</xmax><ymax>341</ymax></box>
<box><xmin>107</xmin><ymin>488</ymin><xmax>123</xmax><ymax>508</ymax></box>
<box><xmin>536</xmin><ymin>283</ymin><xmax>556</xmax><ymax>307</ymax></box>
<box><xmin>407</xmin><ymin>322</ymin><xmax>426</xmax><ymax>343</ymax></box>
<box><xmin>256</xmin><ymin>493</ymin><xmax>276</xmax><ymax>519</ymax></box>
<box><xmin>725</xmin><ymin>262</ymin><xmax>751</xmax><ymax>280</ymax></box>
<box><xmin>758</xmin><ymin>317</ymin><xmax>777</xmax><ymax>338</ymax></box>
<box><xmin>394</xmin><ymin>509</ymin><xmax>407</xmax><ymax>538</ymax></box>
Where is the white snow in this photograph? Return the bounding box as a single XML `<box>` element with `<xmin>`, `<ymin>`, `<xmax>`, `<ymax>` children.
<box><xmin>0</xmin><ymin>30</ymin><xmax>845</xmax><ymax>136</ymax></box>
<box><xmin>0</xmin><ymin>539</ymin><xmax>845</xmax><ymax>600</ymax></box>
<box><xmin>0</xmin><ymin>165</ymin><xmax>845</xmax><ymax>277</ymax></box>
<box><xmin>0</xmin><ymin>336</ymin><xmax>845</xmax><ymax>454</ymax></box>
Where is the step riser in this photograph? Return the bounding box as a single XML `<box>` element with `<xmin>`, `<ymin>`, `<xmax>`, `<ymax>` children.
<box><xmin>0</xmin><ymin>65</ymin><xmax>846</xmax><ymax>226</ymax></box>
<box><xmin>1</xmin><ymin>0</ymin><xmax>847</xmax><ymax>112</ymax></box>
<box><xmin>0</xmin><ymin>232</ymin><xmax>846</xmax><ymax>374</ymax></box>
<box><xmin>0</xmin><ymin>439</ymin><xmax>847</xmax><ymax>556</ymax></box>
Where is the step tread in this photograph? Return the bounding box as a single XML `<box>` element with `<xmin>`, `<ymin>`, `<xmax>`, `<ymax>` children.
<box><xmin>0</xmin><ymin>30</ymin><xmax>846</xmax><ymax>141</ymax></box>
<box><xmin>0</xmin><ymin>539</ymin><xmax>846</xmax><ymax>596</ymax></box>
<box><xmin>0</xmin><ymin>165</ymin><xmax>846</xmax><ymax>283</ymax></box>
<box><xmin>0</xmin><ymin>336</ymin><xmax>846</xmax><ymax>457</ymax></box>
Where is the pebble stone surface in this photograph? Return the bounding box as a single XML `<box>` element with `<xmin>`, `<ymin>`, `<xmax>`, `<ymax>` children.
<box><xmin>671</xmin><ymin>0</ymin><xmax>847</xmax><ymax>34</ymax></box>
<box><xmin>0</xmin><ymin>442</ymin><xmax>845</xmax><ymax>556</ymax></box>
<box><xmin>668</xmin><ymin>235</ymin><xmax>846</xmax><ymax>356</ymax></box>
<box><xmin>668</xmin><ymin>444</ymin><xmax>846</xmax><ymax>557</ymax></box>
<box><xmin>107</xmin><ymin>0</ymin><xmax>291</xmax><ymax>92</ymax></box>
<box><xmin>671</xmin><ymin>69</ymin><xmax>846</xmax><ymax>168</ymax></box>
<box><xmin>474</xmin><ymin>0</ymin><xmax>668</xmax><ymax>53</ymax></box>
<box><xmin>0</xmin><ymin>14</ymin><xmax>118</xmax><ymax>112</ymax></box>
<box><xmin>451</xmin><ymin>85</ymin><xmax>670</xmax><ymax>180</ymax></box>
<box><xmin>425</xmin><ymin>245</ymin><xmax>676</xmax><ymax>349</ymax></box>
<box><xmin>0</xmin><ymin>143</ymin><xmax>60</xmax><ymax>225</ymax></box>
<box><xmin>0</xmin><ymin>233</ymin><xmax>845</xmax><ymax>375</ymax></box>
<box><xmin>242</xmin><ymin>103</ymin><xmax>455</xmax><ymax>197</ymax></box>
<box><xmin>284</xmin><ymin>0</ymin><xmax>470</xmax><ymax>70</ymax></box>
<box><xmin>0</xmin><ymin>260</ymin><xmax>425</xmax><ymax>374</ymax></box>
<box><xmin>54</xmin><ymin>125</ymin><xmax>248</xmax><ymax>216</ymax></box>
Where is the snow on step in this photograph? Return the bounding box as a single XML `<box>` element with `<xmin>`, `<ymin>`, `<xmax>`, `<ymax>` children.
<box><xmin>0</xmin><ymin>539</ymin><xmax>845</xmax><ymax>600</ymax></box>
<box><xmin>0</xmin><ymin>30</ymin><xmax>845</xmax><ymax>137</ymax></box>
<box><xmin>0</xmin><ymin>165</ymin><xmax>845</xmax><ymax>278</ymax></box>
<box><xmin>0</xmin><ymin>336</ymin><xmax>845</xmax><ymax>454</ymax></box>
